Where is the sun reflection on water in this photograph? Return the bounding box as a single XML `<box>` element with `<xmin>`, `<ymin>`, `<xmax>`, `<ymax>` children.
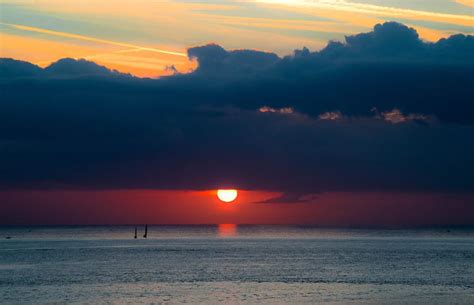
<box><xmin>218</xmin><ymin>224</ymin><xmax>237</xmax><ymax>237</ymax></box>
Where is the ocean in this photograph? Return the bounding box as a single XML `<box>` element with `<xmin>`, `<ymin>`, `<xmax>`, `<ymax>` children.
<box><xmin>0</xmin><ymin>225</ymin><xmax>473</xmax><ymax>304</ymax></box>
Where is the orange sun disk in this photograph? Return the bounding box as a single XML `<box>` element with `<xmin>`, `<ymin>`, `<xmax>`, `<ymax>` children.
<box><xmin>217</xmin><ymin>189</ymin><xmax>238</xmax><ymax>202</ymax></box>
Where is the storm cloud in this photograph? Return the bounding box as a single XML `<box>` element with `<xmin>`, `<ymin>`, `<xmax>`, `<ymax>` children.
<box><xmin>1</xmin><ymin>22</ymin><xmax>473</xmax><ymax>194</ymax></box>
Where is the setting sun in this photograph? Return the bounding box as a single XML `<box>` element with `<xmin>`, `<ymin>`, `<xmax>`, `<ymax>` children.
<box><xmin>217</xmin><ymin>189</ymin><xmax>238</xmax><ymax>203</ymax></box>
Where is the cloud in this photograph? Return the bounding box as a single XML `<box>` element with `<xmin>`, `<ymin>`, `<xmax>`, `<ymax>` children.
<box><xmin>0</xmin><ymin>22</ymin><xmax>473</xmax><ymax>194</ymax></box>
<box><xmin>367</xmin><ymin>107</ymin><xmax>432</xmax><ymax>124</ymax></box>
<box><xmin>318</xmin><ymin>111</ymin><xmax>343</xmax><ymax>121</ymax></box>
<box><xmin>0</xmin><ymin>57</ymin><xmax>126</xmax><ymax>78</ymax></box>
<box><xmin>259</xmin><ymin>106</ymin><xmax>294</xmax><ymax>114</ymax></box>
<box><xmin>376</xmin><ymin>108</ymin><xmax>430</xmax><ymax>124</ymax></box>
<box><xmin>44</xmin><ymin>58</ymin><xmax>125</xmax><ymax>77</ymax></box>
<box><xmin>187</xmin><ymin>43</ymin><xmax>279</xmax><ymax>78</ymax></box>
<box><xmin>174</xmin><ymin>22</ymin><xmax>473</xmax><ymax>125</ymax></box>
<box><xmin>254</xmin><ymin>192</ymin><xmax>319</xmax><ymax>204</ymax></box>
<box><xmin>0</xmin><ymin>58</ymin><xmax>43</xmax><ymax>78</ymax></box>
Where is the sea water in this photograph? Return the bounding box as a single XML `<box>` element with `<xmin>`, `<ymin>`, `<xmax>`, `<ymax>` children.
<box><xmin>0</xmin><ymin>226</ymin><xmax>473</xmax><ymax>304</ymax></box>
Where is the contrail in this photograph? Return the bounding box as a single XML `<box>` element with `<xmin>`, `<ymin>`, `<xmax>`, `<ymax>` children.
<box><xmin>1</xmin><ymin>22</ymin><xmax>188</xmax><ymax>57</ymax></box>
<box><xmin>256</xmin><ymin>0</ymin><xmax>474</xmax><ymax>23</ymax></box>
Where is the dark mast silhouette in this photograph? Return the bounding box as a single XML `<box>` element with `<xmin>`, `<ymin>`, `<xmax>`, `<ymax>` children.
<box><xmin>134</xmin><ymin>226</ymin><xmax>137</xmax><ymax>239</ymax></box>
<box><xmin>143</xmin><ymin>224</ymin><xmax>148</xmax><ymax>238</ymax></box>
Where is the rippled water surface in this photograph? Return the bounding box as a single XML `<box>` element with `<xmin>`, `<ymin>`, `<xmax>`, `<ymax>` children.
<box><xmin>0</xmin><ymin>226</ymin><xmax>473</xmax><ymax>304</ymax></box>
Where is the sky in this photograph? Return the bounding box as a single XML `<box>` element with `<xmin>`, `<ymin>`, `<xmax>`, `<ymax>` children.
<box><xmin>0</xmin><ymin>0</ymin><xmax>473</xmax><ymax>76</ymax></box>
<box><xmin>0</xmin><ymin>1</ymin><xmax>473</xmax><ymax>226</ymax></box>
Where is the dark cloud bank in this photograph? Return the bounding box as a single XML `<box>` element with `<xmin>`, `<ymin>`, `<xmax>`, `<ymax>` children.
<box><xmin>1</xmin><ymin>22</ymin><xmax>473</xmax><ymax>196</ymax></box>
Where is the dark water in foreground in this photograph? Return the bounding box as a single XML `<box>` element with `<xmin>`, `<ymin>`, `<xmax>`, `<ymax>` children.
<box><xmin>0</xmin><ymin>226</ymin><xmax>473</xmax><ymax>304</ymax></box>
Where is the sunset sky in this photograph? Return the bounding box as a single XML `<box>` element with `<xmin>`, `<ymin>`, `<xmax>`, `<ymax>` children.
<box><xmin>0</xmin><ymin>1</ymin><xmax>473</xmax><ymax>226</ymax></box>
<box><xmin>1</xmin><ymin>0</ymin><xmax>473</xmax><ymax>76</ymax></box>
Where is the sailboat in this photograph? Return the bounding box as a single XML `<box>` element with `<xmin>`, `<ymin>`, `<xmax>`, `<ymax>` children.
<box><xmin>143</xmin><ymin>224</ymin><xmax>148</xmax><ymax>238</ymax></box>
<box><xmin>134</xmin><ymin>226</ymin><xmax>137</xmax><ymax>239</ymax></box>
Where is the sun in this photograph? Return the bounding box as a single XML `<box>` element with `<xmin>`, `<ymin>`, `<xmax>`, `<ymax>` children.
<box><xmin>217</xmin><ymin>189</ymin><xmax>238</xmax><ymax>202</ymax></box>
